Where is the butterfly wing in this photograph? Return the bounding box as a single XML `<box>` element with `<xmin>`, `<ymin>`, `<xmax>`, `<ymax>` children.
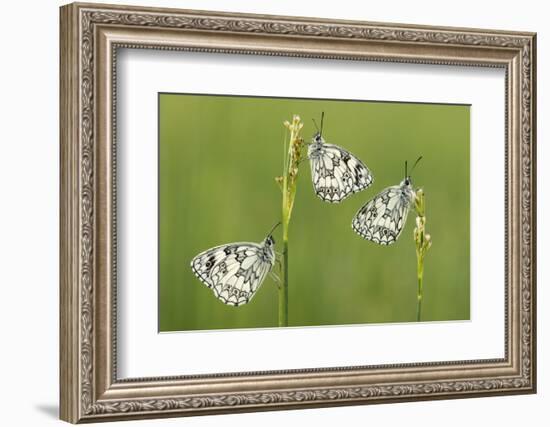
<box><xmin>352</xmin><ymin>186</ymin><xmax>412</xmax><ymax>245</ymax></box>
<box><xmin>309</xmin><ymin>143</ymin><xmax>373</xmax><ymax>203</ymax></box>
<box><xmin>190</xmin><ymin>242</ymin><xmax>273</xmax><ymax>306</ymax></box>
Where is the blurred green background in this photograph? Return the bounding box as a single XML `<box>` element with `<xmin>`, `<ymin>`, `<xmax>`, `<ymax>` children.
<box><xmin>159</xmin><ymin>93</ymin><xmax>470</xmax><ymax>332</ymax></box>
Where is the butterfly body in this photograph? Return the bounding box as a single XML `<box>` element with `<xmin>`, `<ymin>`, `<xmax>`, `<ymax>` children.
<box><xmin>308</xmin><ymin>133</ymin><xmax>373</xmax><ymax>203</ymax></box>
<box><xmin>352</xmin><ymin>177</ymin><xmax>416</xmax><ymax>245</ymax></box>
<box><xmin>191</xmin><ymin>235</ymin><xmax>276</xmax><ymax>306</ymax></box>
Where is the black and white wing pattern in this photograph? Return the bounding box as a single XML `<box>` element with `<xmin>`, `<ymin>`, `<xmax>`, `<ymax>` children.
<box><xmin>352</xmin><ymin>185</ymin><xmax>414</xmax><ymax>245</ymax></box>
<box><xmin>191</xmin><ymin>241</ymin><xmax>275</xmax><ymax>306</ymax></box>
<box><xmin>308</xmin><ymin>141</ymin><xmax>373</xmax><ymax>203</ymax></box>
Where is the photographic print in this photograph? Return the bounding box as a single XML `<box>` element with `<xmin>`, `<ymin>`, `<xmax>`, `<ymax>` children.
<box><xmin>159</xmin><ymin>93</ymin><xmax>470</xmax><ymax>332</ymax></box>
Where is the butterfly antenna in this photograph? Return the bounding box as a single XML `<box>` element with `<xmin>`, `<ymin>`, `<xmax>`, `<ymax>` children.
<box><xmin>267</xmin><ymin>221</ymin><xmax>282</xmax><ymax>237</ymax></box>
<box><xmin>410</xmin><ymin>156</ymin><xmax>423</xmax><ymax>176</ymax></box>
<box><xmin>312</xmin><ymin>118</ymin><xmax>320</xmax><ymax>133</ymax></box>
<box><xmin>320</xmin><ymin>112</ymin><xmax>325</xmax><ymax>136</ymax></box>
<box><xmin>405</xmin><ymin>160</ymin><xmax>408</xmax><ymax>179</ymax></box>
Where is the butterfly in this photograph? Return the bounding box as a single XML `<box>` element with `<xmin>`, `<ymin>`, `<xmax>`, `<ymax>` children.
<box><xmin>190</xmin><ymin>223</ymin><xmax>280</xmax><ymax>306</ymax></box>
<box><xmin>352</xmin><ymin>157</ymin><xmax>422</xmax><ymax>245</ymax></box>
<box><xmin>308</xmin><ymin>113</ymin><xmax>373</xmax><ymax>203</ymax></box>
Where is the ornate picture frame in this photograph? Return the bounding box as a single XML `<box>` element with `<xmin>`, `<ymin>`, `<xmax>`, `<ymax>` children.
<box><xmin>60</xmin><ymin>2</ymin><xmax>536</xmax><ymax>423</ymax></box>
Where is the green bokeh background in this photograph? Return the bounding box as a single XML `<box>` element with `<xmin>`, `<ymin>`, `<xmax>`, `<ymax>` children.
<box><xmin>159</xmin><ymin>93</ymin><xmax>470</xmax><ymax>332</ymax></box>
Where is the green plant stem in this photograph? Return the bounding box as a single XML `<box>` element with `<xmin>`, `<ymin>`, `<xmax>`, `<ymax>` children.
<box><xmin>414</xmin><ymin>189</ymin><xmax>431</xmax><ymax>323</ymax></box>
<box><xmin>416</xmin><ymin>258</ymin><xmax>424</xmax><ymax>322</ymax></box>
<box><xmin>279</xmin><ymin>145</ymin><xmax>290</xmax><ymax>328</ymax></box>
<box><xmin>279</xmin><ymin>235</ymin><xmax>289</xmax><ymax>327</ymax></box>
<box><xmin>277</xmin><ymin>115</ymin><xmax>303</xmax><ymax>328</ymax></box>
<box><xmin>279</xmin><ymin>172</ymin><xmax>289</xmax><ymax>327</ymax></box>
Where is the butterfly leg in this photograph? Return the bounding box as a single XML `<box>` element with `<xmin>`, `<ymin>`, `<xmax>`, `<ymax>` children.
<box><xmin>271</xmin><ymin>255</ymin><xmax>283</xmax><ymax>288</ymax></box>
<box><xmin>297</xmin><ymin>155</ymin><xmax>312</xmax><ymax>166</ymax></box>
<box><xmin>269</xmin><ymin>270</ymin><xmax>281</xmax><ymax>285</ymax></box>
<box><xmin>275</xmin><ymin>252</ymin><xmax>284</xmax><ymax>273</ymax></box>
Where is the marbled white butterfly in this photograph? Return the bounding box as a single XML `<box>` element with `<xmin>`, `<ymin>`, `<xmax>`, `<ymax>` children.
<box><xmin>308</xmin><ymin>113</ymin><xmax>373</xmax><ymax>203</ymax></box>
<box><xmin>190</xmin><ymin>223</ymin><xmax>280</xmax><ymax>306</ymax></box>
<box><xmin>352</xmin><ymin>157</ymin><xmax>422</xmax><ymax>245</ymax></box>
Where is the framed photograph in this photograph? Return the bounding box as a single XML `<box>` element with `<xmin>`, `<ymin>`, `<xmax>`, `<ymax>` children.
<box><xmin>60</xmin><ymin>2</ymin><xmax>537</xmax><ymax>423</ymax></box>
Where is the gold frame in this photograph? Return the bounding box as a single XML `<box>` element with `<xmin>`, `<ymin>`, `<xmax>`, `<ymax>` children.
<box><xmin>60</xmin><ymin>2</ymin><xmax>537</xmax><ymax>423</ymax></box>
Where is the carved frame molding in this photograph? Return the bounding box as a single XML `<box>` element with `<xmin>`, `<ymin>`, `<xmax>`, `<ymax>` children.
<box><xmin>60</xmin><ymin>2</ymin><xmax>536</xmax><ymax>423</ymax></box>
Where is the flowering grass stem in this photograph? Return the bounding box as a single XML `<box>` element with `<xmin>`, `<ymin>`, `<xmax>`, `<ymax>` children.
<box><xmin>413</xmin><ymin>189</ymin><xmax>432</xmax><ymax>322</ymax></box>
<box><xmin>276</xmin><ymin>115</ymin><xmax>304</xmax><ymax>327</ymax></box>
